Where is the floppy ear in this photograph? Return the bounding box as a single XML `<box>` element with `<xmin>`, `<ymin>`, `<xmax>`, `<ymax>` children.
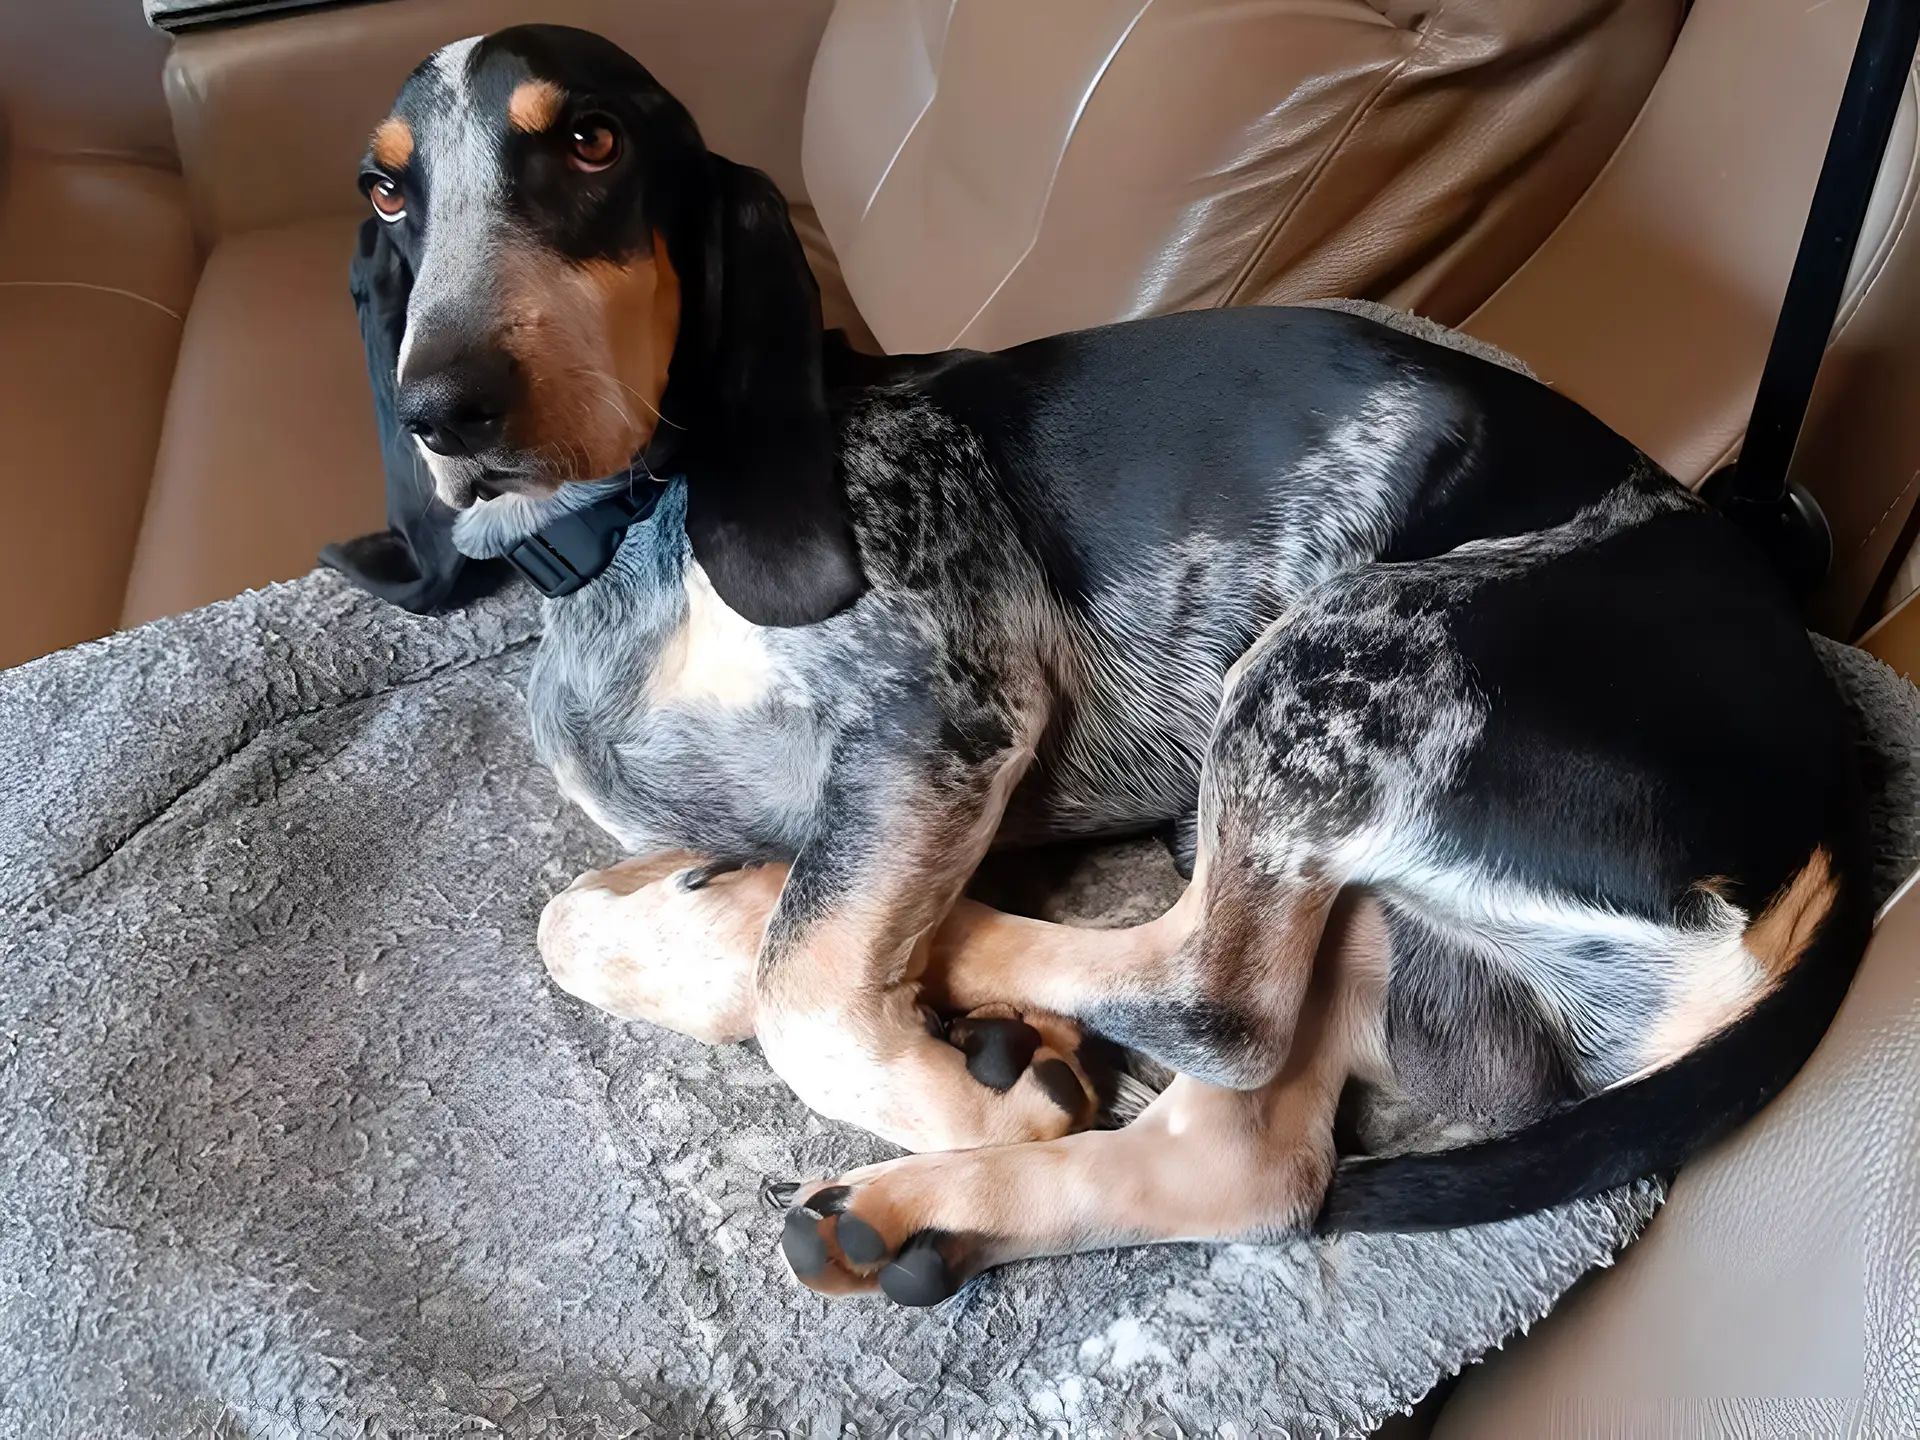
<box><xmin>321</xmin><ymin>217</ymin><xmax>508</xmax><ymax>611</ymax></box>
<box><xmin>656</xmin><ymin>156</ymin><xmax>864</xmax><ymax>627</ymax></box>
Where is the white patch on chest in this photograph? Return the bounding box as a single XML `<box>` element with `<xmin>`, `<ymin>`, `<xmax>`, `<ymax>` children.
<box><xmin>551</xmin><ymin>755</ymin><xmax>625</xmax><ymax>842</ymax></box>
<box><xmin>646</xmin><ymin>563</ymin><xmax>775</xmax><ymax>710</ymax></box>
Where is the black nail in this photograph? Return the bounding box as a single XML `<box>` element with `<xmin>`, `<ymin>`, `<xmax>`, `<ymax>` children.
<box><xmin>807</xmin><ymin>1185</ymin><xmax>853</xmax><ymax>1216</ymax></box>
<box><xmin>679</xmin><ymin>859</ymin><xmax>743</xmax><ymax>891</ymax></box>
<box><xmin>760</xmin><ymin>1178</ymin><xmax>800</xmax><ymax>1212</ymax></box>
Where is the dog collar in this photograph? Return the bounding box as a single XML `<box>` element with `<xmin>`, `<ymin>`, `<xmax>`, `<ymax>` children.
<box><xmin>502</xmin><ymin>482</ymin><xmax>664</xmax><ymax>598</ymax></box>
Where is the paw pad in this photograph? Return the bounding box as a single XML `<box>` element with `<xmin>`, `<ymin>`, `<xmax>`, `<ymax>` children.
<box><xmin>834</xmin><ymin>1214</ymin><xmax>889</xmax><ymax>1266</ymax></box>
<box><xmin>949</xmin><ymin>1014</ymin><xmax>1041</xmax><ymax>1091</ymax></box>
<box><xmin>780</xmin><ymin>1207</ymin><xmax>829</xmax><ymax>1278</ymax></box>
<box><xmin>1030</xmin><ymin>1057</ymin><xmax>1086</xmax><ymax>1114</ymax></box>
<box><xmin>780</xmin><ymin>1195</ymin><xmax>963</xmax><ymax>1307</ymax></box>
<box><xmin>877</xmin><ymin>1234</ymin><xmax>956</xmax><ymax>1307</ymax></box>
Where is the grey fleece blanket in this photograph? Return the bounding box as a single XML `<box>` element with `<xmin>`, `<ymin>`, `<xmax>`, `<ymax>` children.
<box><xmin>3</xmin><ymin>564</ymin><xmax>1918</xmax><ymax>1438</ymax></box>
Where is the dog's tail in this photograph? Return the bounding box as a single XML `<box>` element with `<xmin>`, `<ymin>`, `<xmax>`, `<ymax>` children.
<box><xmin>1315</xmin><ymin>839</ymin><xmax>1875</xmax><ymax>1234</ymax></box>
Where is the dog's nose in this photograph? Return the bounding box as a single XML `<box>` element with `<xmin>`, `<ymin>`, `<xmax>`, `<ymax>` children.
<box><xmin>397</xmin><ymin>349</ymin><xmax>514</xmax><ymax>458</ymax></box>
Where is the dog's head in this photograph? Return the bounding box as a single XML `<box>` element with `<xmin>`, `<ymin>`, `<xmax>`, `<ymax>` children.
<box><xmin>363</xmin><ymin>24</ymin><xmax>861</xmax><ymax>624</ymax></box>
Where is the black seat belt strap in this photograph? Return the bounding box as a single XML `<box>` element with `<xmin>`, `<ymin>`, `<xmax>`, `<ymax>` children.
<box><xmin>1703</xmin><ymin>0</ymin><xmax>1920</xmax><ymax>597</ymax></box>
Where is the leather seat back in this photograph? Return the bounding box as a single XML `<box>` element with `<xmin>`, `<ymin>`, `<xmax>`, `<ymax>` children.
<box><xmin>0</xmin><ymin>0</ymin><xmax>195</xmax><ymax>668</ymax></box>
<box><xmin>164</xmin><ymin>0</ymin><xmax>837</xmax><ymax>247</ymax></box>
<box><xmin>1461</xmin><ymin>0</ymin><xmax>1920</xmax><ymax>634</ymax></box>
<box><xmin>803</xmin><ymin>0</ymin><xmax>1683</xmax><ymax>355</ymax></box>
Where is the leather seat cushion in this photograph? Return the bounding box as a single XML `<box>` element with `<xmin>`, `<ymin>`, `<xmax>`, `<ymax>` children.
<box><xmin>0</xmin><ymin>157</ymin><xmax>197</xmax><ymax>669</ymax></box>
<box><xmin>122</xmin><ymin>216</ymin><xmax>387</xmax><ymax>630</ymax></box>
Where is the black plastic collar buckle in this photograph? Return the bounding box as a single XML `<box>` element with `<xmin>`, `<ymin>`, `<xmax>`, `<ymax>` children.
<box><xmin>503</xmin><ymin>484</ymin><xmax>663</xmax><ymax>599</ymax></box>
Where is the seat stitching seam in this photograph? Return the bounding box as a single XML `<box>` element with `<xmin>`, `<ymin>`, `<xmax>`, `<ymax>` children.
<box><xmin>1854</xmin><ymin>468</ymin><xmax>1920</xmax><ymax>554</ymax></box>
<box><xmin>857</xmin><ymin>0</ymin><xmax>955</xmax><ymax>227</ymax></box>
<box><xmin>945</xmin><ymin>0</ymin><xmax>1159</xmax><ymax>348</ymax></box>
<box><xmin>0</xmin><ymin>279</ymin><xmax>184</xmax><ymax>320</ymax></box>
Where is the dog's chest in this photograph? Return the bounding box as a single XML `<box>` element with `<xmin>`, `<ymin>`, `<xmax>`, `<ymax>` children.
<box><xmin>641</xmin><ymin>565</ymin><xmax>778</xmax><ymax>710</ymax></box>
<box><xmin>524</xmin><ymin>550</ymin><xmax>872</xmax><ymax>859</ymax></box>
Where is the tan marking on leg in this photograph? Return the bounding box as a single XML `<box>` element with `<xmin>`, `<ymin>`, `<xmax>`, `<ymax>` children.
<box><xmin>539</xmin><ymin>854</ymin><xmax>783</xmax><ymax>1044</ymax></box>
<box><xmin>1186</xmin><ymin>866</ymin><xmax>1343</xmax><ymax>1085</ymax></box>
<box><xmin>760</xmin><ymin>965</ymin><xmax>1096</xmax><ymax>1151</ymax></box>
<box><xmin>370</xmin><ymin>117</ymin><xmax>413</xmax><ymax>171</ymax></box>
<box><xmin>753</xmin><ymin>746</ymin><xmax>1129</xmax><ymax>1151</ymax></box>
<box><xmin>921</xmin><ymin>878</ymin><xmax>1204</xmax><ymax>1017</ymax></box>
<box><xmin>785</xmin><ymin>908</ymin><xmax>1388</xmax><ymax>1298</ymax></box>
<box><xmin>507</xmin><ymin>78</ymin><xmax>565</xmax><ymax>134</ymax></box>
<box><xmin>1744</xmin><ymin>846</ymin><xmax>1838</xmax><ymax>981</ymax></box>
<box><xmin>931</xmin><ymin>850</ymin><xmax>1339</xmax><ymax>1090</ymax></box>
<box><xmin>923</xmin><ymin>808</ymin><xmax>1265</xmax><ymax>1019</ymax></box>
<box><xmin>1319</xmin><ymin>890</ymin><xmax>1394</xmax><ymax>1086</ymax></box>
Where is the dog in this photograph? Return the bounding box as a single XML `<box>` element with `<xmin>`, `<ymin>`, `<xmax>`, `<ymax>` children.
<box><xmin>366</xmin><ymin>25</ymin><xmax>1869</xmax><ymax>1304</ymax></box>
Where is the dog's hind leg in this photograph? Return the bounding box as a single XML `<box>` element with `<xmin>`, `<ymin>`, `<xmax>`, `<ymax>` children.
<box><xmin>778</xmin><ymin>898</ymin><xmax>1387</xmax><ymax>1303</ymax></box>
<box><xmin>922</xmin><ymin>858</ymin><xmax>1348</xmax><ymax>1090</ymax></box>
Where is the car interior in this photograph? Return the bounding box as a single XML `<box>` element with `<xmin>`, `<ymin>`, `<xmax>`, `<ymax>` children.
<box><xmin>1</xmin><ymin>0</ymin><xmax>1915</xmax><ymax>1431</ymax></box>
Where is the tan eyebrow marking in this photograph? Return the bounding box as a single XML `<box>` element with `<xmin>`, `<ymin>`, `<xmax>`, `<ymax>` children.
<box><xmin>371</xmin><ymin>116</ymin><xmax>413</xmax><ymax>170</ymax></box>
<box><xmin>508</xmin><ymin>79</ymin><xmax>566</xmax><ymax>134</ymax></box>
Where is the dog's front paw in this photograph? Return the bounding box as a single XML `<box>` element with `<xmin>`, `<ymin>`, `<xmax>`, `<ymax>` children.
<box><xmin>539</xmin><ymin>856</ymin><xmax>779</xmax><ymax>1042</ymax></box>
<box><xmin>777</xmin><ymin>1157</ymin><xmax>1003</xmax><ymax>1305</ymax></box>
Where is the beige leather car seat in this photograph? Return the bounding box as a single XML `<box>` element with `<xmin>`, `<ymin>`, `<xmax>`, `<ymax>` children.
<box><xmin>1463</xmin><ymin>0</ymin><xmax>1920</xmax><ymax>638</ymax></box>
<box><xmin>1426</xmin><ymin>1</ymin><xmax>1920</xmax><ymax>1429</ymax></box>
<box><xmin>0</xmin><ymin>0</ymin><xmax>197</xmax><ymax>669</ymax></box>
<box><xmin>806</xmin><ymin>0</ymin><xmax>1920</xmax><ymax>641</ymax></box>
<box><xmin>115</xmin><ymin>0</ymin><xmax>1678</xmax><ymax>631</ymax></box>
<box><xmin>803</xmin><ymin>0</ymin><xmax>1683</xmax><ymax>355</ymax></box>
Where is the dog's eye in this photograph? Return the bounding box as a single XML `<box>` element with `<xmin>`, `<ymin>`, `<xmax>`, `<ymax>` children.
<box><xmin>367</xmin><ymin>177</ymin><xmax>407</xmax><ymax>223</ymax></box>
<box><xmin>568</xmin><ymin>116</ymin><xmax>620</xmax><ymax>173</ymax></box>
